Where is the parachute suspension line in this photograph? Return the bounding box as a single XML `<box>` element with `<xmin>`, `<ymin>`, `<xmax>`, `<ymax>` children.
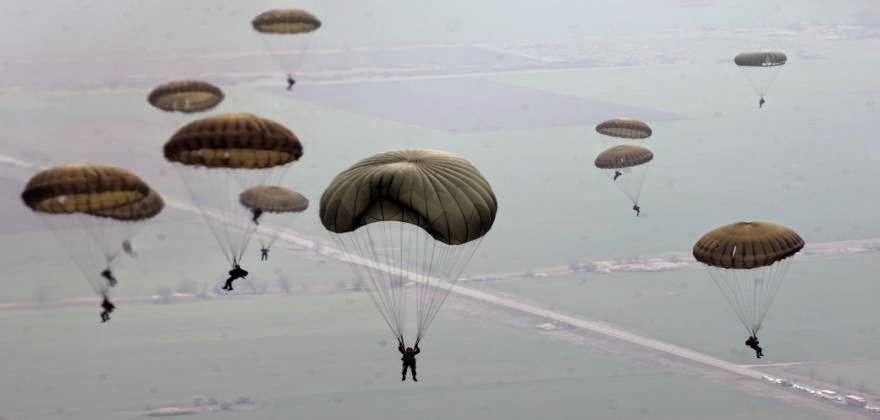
<box><xmin>605</xmin><ymin>163</ymin><xmax>650</xmax><ymax>207</ymax></box>
<box><xmin>416</xmin><ymin>237</ymin><xmax>483</xmax><ymax>345</ymax></box>
<box><xmin>173</xmin><ymin>165</ymin><xmax>234</xmax><ymax>265</ymax></box>
<box><xmin>753</xmin><ymin>259</ymin><xmax>791</xmax><ymax>334</ymax></box>
<box><xmin>414</xmin><ymin>231</ymin><xmax>439</xmax><ymax>344</ymax></box>
<box><xmin>332</xmin><ymin>220</ymin><xmax>483</xmax><ymax>346</ymax></box>
<box><xmin>41</xmin><ymin>214</ymin><xmax>114</xmax><ymax>296</ymax></box>
<box><xmin>260</xmin><ymin>36</ymin><xmax>288</xmax><ymax>79</ymax></box>
<box><xmin>341</xmin><ymin>236</ymin><xmax>398</xmax><ymax>339</ymax></box>
<box><xmin>363</xmin><ymin>223</ymin><xmax>405</xmax><ymax>338</ymax></box>
<box><xmin>333</xmin><ymin>231</ymin><xmax>401</xmax><ymax>340</ymax></box>
<box><xmin>708</xmin><ymin>267</ymin><xmax>757</xmax><ymax>336</ymax></box>
<box><xmin>739</xmin><ymin>67</ymin><xmax>782</xmax><ymax>97</ymax></box>
<box><xmin>259</xmin><ymin>34</ymin><xmax>314</xmax><ymax>82</ymax></box>
<box><xmin>174</xmin><ymin>163</ymin><xmax>283</xmax><ymax>266</ymax></box>
<box><xmin>707</xmin><ymin>260</ymin><xmax>791</xmax><ymax>337</ymax></box>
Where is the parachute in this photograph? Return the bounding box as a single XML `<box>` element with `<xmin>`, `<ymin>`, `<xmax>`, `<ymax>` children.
<box><xmin>239</xmin><ymin>185</ymin><xmax>308</xmax><ymax>253</ymax></box>
<box><xmin>164</xmin><ymin>113</ymin><xmax>303</xmax><ymax>269</ymax></box>
<box><xmin>252</xmin><ymin>9</ymin><xmax>322</xmax><ymax>82</ymax></box>
<box><xmin>320</xmin><ymin>149</ymin><xmax>497</xmax><ymax>345</ymax></box>
<box><xmin>595</xmin><ymin>118</ymin><xmax>653</xmax><ymax>140</ymax></box>
<box><xmin>734</xmin><ymin>51</ymin><xmax>787</xmax><ymax>101</ymax></box>
<box><xmin>693</xmin><ymin>221</ymin><xmax>804</xmax><ymax>336</ymax></box>
<box><xmin>594</xmin><ymin>145</ymin><xmax>653</xmax><ymax>211</ymax></box>
<box><xmin>21</xmin><ymin>164</ymin><xmax>162</xmax><ymax>305</ymax></box>
<box><xmin>148</xmin><ymin>80</ymin><xmax>224</xmax><ymax>114</ymax></box>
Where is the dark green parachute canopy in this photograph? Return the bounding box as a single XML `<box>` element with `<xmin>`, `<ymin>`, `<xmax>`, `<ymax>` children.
<box><xmin>240</xmin><ymin>185</ymin><xmax>308</xmax><ymax>213</ymax></box>
<box><xmin>320</xmin><ymin>149</ymin><xmax>497</xmax><ymax>245</ymax></box>
<box><xmin>693</xmin><ymin>221</ymin><xmax>804</xmax><ymax>269</ymax></box>
<box><xmin>252</xmin><ymin>9</ymin><xmax>322</xmax><ymax>34</ymax></box>
<box><xmin>164</xmin><ymin>113</ymin><xmax>303</xmax><ymax>169</ymax></box>
<box><xmin>148</xmin><ymin>80</ymin><xmax>224</xmax><ymax>113</ymax></box>
<box><xmin>594</xmin><ymin>145</ymin><xmax>654</xmax><ymax>169</ymax></box>
<box><xmin>595</xmin><ymin>118</ymin><xmax>652</xmax><ymax>139</ymax></box>
<box><xmin>21</xmin><ymin>163</ymin><xmax>151</xmax><ymax>214</ymax></box>
<box><xmin>734</xmin><ymin>51</ymin><xmax>787</xmax><ymax>67</ymax></box>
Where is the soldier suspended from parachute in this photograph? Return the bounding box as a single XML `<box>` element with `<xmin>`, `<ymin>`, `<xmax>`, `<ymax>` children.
<box><xmin>693</xmin><ymin>221</ymin><xmax>804</xmax><ymax>359</ymax></box>
<box><xmin>21</xmin><ymin>164</ymin><xmax>163</xmax><ymax>322</ymax></box>
<box><xmin>252</xmin><ymin>9</ymin><xmax>322</xmax><ymax>91</ymax></box>
<box><xmin>164</xmin><ymin>113</ymin><xmax>303</xmax><ymax>291</ymax></box>
<box><xmin>239</xmin><ymin>185</ymin><xmax>309</xmax><ymax>261</ymax></box>
<box><xmin>734</xmin><ymin>51</ymin><xmax>787</xmax><ymax>109</ymax></box>
<box><xmin>594</xmin><ymin>144</ymin><xmax>653</xmax><ymax>216</ymax></box>
<box><xmin>320</xmin><ymin>149</ymin><xmax>497</xmax><ymax>380</ymax></box>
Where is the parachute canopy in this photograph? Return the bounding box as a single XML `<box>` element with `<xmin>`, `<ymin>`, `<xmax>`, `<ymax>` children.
<box><xmin>321</xmin><ymin>149</ymin><xmax>497</xmax><ymax>345</ymax></box>
<box><xmin>89</xmin><ymin>189</ymin><xmax>165</xmax><ymax>221</ymax></box>
<box><xmin>320</xmin><ymin>149</ymin><xmax>497</xmax><ymax>245</ymax></box>
<box><xmin>595</xmin><ymin>118</ymin><xmax>652</xmax><ymax>140</ymax></box>
<box><xmin>693</xmin><ymin>221</ymin><xmax>804</xmax><ymax>336</ymax></box>
<box><xmin>22</xmin><ymin>163</ymin><xmax>150</xmax><ymax>214</ymax></box>
<box><xmin>694</xmin><ymin>221</ymin><xmax>804</xmax><ymax>269</ymax></box>
<box><xmin>734</xmin><ymin>51</ymin><xmax>787</xmax><ymax>67</ymax></box>
<box><xmin>252</xmin><ymin>9</ymin><xmax>322</xmax><ymax>34</ymax></box>
<box><xmin>164</xmin><ymin>113</ymin><xmax>303</xmax><ymax>169</ymax></box>
<box><xmin>594</xmin><ymin>145</ymin><xmax>654</xmax><ymax>169</ymax></box>
<box><xmin>21</xmin><ymin>164</ymin><xmax>160</xmax><ymax>300</ymax></box>
<box><xmin>240</xmin><ymin>185</ymin><xmax>308</xmax><ymax>213</ymax></box>
<box><xmin>148</xmin><ymin>80</ymin><xmax>224</xmax><ymax>114</ymax></box>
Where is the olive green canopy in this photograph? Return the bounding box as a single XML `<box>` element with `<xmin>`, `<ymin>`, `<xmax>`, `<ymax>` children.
<box><xmin>594</xmin><ymin>145</ymin><xmax>654</xmax><ymax>169</ymax></box>
<box><xmin>734</xmin><ymin>51</ymin><xmax>787</xmax><ymax>67</ymax></box>
<box><xmin>240</xmin><ymin>185</ymin><xmax>308</xmax><ymax>213</ymax></box>
<box><xmin>693</xmin><ymin>221</ymin><xmax>804</xmax><ymax>269</ymax></box>
<box><xmin>22</xmin><ymin>163</ymin><xmax>151</xmax><ymax>214</ymax></box>
<box><xmin>252</xmin><ymin>9</ymin><xmax>322</xmax><ymax>34</ymax></box>
<box><xmin>88</xmin><ymin>189</ymin><xmax>164</xmax><ymax>221</ymax></box>
<box><xmin>320</xmin><ymin>149</ymin><xmax>497</xmax><ymax>245</ymax></box>
<box><xmin>595</xmin><ymin>118</ymin><xmax>652</xmax><ymax>139</ymax></box>
<box><xmin>148</xmin><ymin>80</ymin><xmax>224</xmax><ymax>113</ymax></box>
<box><xmin>164</xmin><ymin>113</ymin><xmax>303</xmax><ymax>169</ymax></box>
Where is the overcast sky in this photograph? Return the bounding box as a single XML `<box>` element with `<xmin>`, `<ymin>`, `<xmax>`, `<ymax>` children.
<box><xmin>2</xmin><ymin>0</ymin><xmax>878</xmax><ymax>59</ymax></box>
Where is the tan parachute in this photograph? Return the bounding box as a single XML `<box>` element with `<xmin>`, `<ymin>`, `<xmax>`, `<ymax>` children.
<box><xmin>734</xmin><ymin>51</ymin><xmax>787</xmax><ymax>105</ymax></box>
<box><xmin>148</xmin><ymin>80</ymin><xmax>224</xmax><ymax>114</ymax></box>
<box><xmin>595</xmin><ymin>118</ymin><xmax>652</xmax><ymax>140</ymax></box>
<box><xmin>21</xmin><ymin>164</ymin><xmax>162</xmax><ymax>321</ymax></box>
<box><xmin>240</xmin><ymin>185</ymin><xmax>308</xmax><ymax>213</ymax></box>
<box><xmin>164</xmin><ymin>113</ymin><xmax>302</xmax><ymax>274</ymax></box>
<box><xmin>594</xmin><ymin>145</ymin><xmax>653</xmax><ymax>214</ymax></box>
<box><xmin>693</xmin><ymin>221</ymin><xmax>804</xmax><ymax>336</ymax></box>
<box><xmin>252</xmin><ymin>9</ymin><xmax>322</xmax><ymax>34</ymax></box>
<box><xmin>240</xmin><ymin>185</ymin><xmax>308</xmax><ymax>253</ymax></box>
<box><xmin>252</xmin><ymin>9</ymin><xmax>322</xmax><ymax>84</ymax></box>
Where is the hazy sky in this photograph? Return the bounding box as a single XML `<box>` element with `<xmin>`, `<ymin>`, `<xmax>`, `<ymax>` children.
<box><xmin>3</xmin><ymin>0</ymin><xmax>879</xmax><ymax>59</ymax></box>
